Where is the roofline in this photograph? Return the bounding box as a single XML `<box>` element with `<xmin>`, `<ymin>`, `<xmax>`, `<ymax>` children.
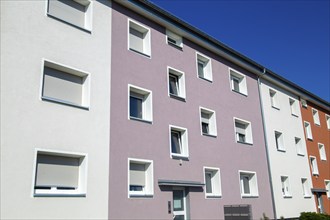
<box><xmin>114</xmin><ymin>0</ymin><xmax>330</xmax><ymax>110</ymax></box>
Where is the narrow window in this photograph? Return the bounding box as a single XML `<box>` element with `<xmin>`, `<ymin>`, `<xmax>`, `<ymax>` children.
<box><xmin>239</xmin><ymin>171</ymin><xmax>258</xmax><ymax>197</ymax></box>
<box><xmin>269</xmin><ymin>89</ymin><xmax>279</xmax><ymax>109</ymax></box>
<box><xmin>281</xmin><ymin>176</ymin><xmax>291</xmax><ymax>197</ymax></box>
<box><xmin>289</xmin><ymin>98</ymin><xmax>298</xmax><ymax>116</ymax></box>
<box><xmin>196</xmin><ymin>53</ymin><xmax>212</xmax><ymax>81</ymax></box>
<box><xmin>170</xmin><ymin>126</ymin><xmax>189</xmax><ymax>158</ymax></box>
<box><xmin>129</xmin><ymin>85</ymin><xmax>152</xmax><ymax>122</ymax></box>
<box><xmin>166</xmin><ymin>30</ymin><xmax>183</xmax><ymax>49</ymax></box>
<box><xmin>312</xmin><ymin>108</ymin><xmax>320</xmax><ymax>125</ymax></box>
<box><xmin>168</xmin><ymin>67</ymin><xmax>186</xmax><ymax>100</ymax></box>
<box><xmin>128</xmin><ymin>159</ymin><xmax>153</xmax><ymax>197</ymax></box>
<box><xmin>128</xmin><ymin>20</ymin><xmax>151</xmax><ymax>57</ymax></box>
<box><xmin>301</xmin><ymin>178</ymin><xmax>310</xmax><ymax>197</ymax></box>
<box><xmin>318</xmin><ymin>143</ymin><xmax>327</xmax><ymax>161</ymax></box>
<box><xmin>304</xmin><ymin>121</ymin><xmax>313</xmax><ymax>140</ymax></box>
<box><xmin>234</xmin><ymin>118</ymin><xmax>253</xmax><ymax>144</ymax></box>
<box><xmin>204</xmin><ymin>167</ymin><xmax>221</xmax><ymax>198</ymax></box>
<box><xmin>275</xmin><ymin>131</ymin><xmax>285</xmax><ymax>151</ymax></box>
<box><xmin>326</xmin><ymin>115</ymin><xmax>330</xmax><ymax>130</ymax></box>
<box><xmin>295</xmin><ymin>137</ymin><xmax>304</xmax><ymax>156</ymax></box>
<box><xmin>34</xmin><ymin>150</ymin><xmax>87</xmax><ymax>196</ymax></box>
<box><xmin>301</xmin><ymin>99</ymin><xmax>308</xmax><ymax>108</ymax></box>
<box><xmin>325</xmin><ymin>180</ymin><xmax>330</xmax><ymax>198</ymax></box>
<box><xmin>200</xmin><ymin>108</ymin><xmax>217</xmax><ymax>137</ymax></box>
<box><xmin>229</xmin><ymin>69</ymin><xmax>248</xmax><ymax>96</ymax></box>
<box><xmin>42</xmin><ymin>60</ymin><xmax>90</xmax><ymax>109</ymax></box>
<box><xmin>47</xmin><ymin>0</ymin><xmax>92</xmax><ymax>31</ymax></box>
<box><xmin>310</xmin><ymin>156</ymin><xmax>319</xmax><ymax>175</ymax></box>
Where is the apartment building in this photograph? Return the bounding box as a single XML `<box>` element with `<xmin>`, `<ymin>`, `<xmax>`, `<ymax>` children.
<box><xmin>1</xmin><ymin>0</ymin><xmax>112</xmax><ymax>219</ymax></box>
<box><xmin>258</xmin><ymin>79</ymin><xmax>317</xmax><ymax>218</ymax></box>
<box><xmin>300</xmin><ymin>99</ymin><xmax>330</xmax><ymax>213</ymax></box>
<box><xmin>108</xmin><ymin>1</ymin><xmax>274</xmax><ymax>219</ymax></box>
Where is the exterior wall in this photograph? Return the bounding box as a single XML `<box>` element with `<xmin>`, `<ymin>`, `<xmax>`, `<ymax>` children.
<box><xmin>301</xmin><ymin>101</ymin><xmax>330</xmax><ymax>214</ymax></box>
<box><xmin>109</xmin><ymin>2</ymin><xmax>274</xmax><ymax>219</ymax></box>
<box><xmin>0</xmin><ymin>1</ymin><xmax>112</xmax><ymax>219</ymax></box>
<box><xmin>259</xmin><ymin>79</ymin><xmax>316</xmax><ymax>218</ymax></box>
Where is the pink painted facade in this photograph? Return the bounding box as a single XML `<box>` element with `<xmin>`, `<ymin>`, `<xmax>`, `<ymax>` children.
<box><xmin>109</xmin><ymin>2</ymin><xmax>274</xmax><ymax>219</ymax></box>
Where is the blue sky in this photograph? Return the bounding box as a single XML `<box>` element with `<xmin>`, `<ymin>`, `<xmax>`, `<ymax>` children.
<box><xmin>150</xmin><ymin>0</ymin><xmax>330</xmax><ymax>102</ymax></box>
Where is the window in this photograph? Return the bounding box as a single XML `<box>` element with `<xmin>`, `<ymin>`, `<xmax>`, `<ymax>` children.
<box><xmin>301</xmin><ymin>178</ymin><xmax>311</xmax><ymax>198</ymax></box>
<box><xmin>289</xmin><ymin>98</ymin><xmax>298</xmax><ymax>116</ymax></box>
<box><xmin>166</xmin><ymin>30</ymin><xmax>183</xmax><ymax>49</ymax></box>
<box><xmin>229</xmin><ymin>69</ymin><xmax>248</xmax><ymax>96</ymax></box>
<box><xmin>295</xmin><ymin>137</ymin><xmax>304</xmax><ymax>156</ymax></box>
<box><xmin>33</xmin><ymin>150</ymin><xmax>87</xmax><ymax>196</ymax></box>
<box><xmin>47</xmin><ymin>0</ymin><xmax>92</xmax><ymax>31</ymax></box>
<box><xmin>318</xmin><ymin>143</ymin><xmax>327</xmax><ymax>161</ymax></box>
<box><xmin>196</xmin><ymin>52</ymin><xmax>212</xmax><ymax>82</ymax></box>
<box><xmin>170</xmin><ymin>125</ymin><xmax>189</xmax><ymax>159</ymax></box>
<box><xmin>312</xmin><ymin>108</ymin><xmax>320</xmax><ymax>125</ymax></box>
<box><xmin>200</xmin><ymin>107</ymin><xmax>217</xmax><ymax>137</ymax></box>
<box><xmin>239</xmin><ymin>171</ymin><xmax>258</xmax><ymax>197</ymax></box>
<box><xmin>325</xmin><ymin>180</ymin><xmax>330</xmax><ymax>198</ymax></box>
<box><xmin>128</xmin><ymin>158</ymin><xmax>153</xmax><ymax>197</ymax></box>
<box><xmin>128</xmin><ymin>19</ymin><xmax>151</xmax><ymax>57</ymax></box>
<box><xmin>301</xmin><ymin>98</ymin><xmax>308</xmax><ymax>108</ymax></box>
<box><xmin>204</xmin><ymin>167</ymin><xmax>222</xmax><ymax>198</ymax></box>
<box><xmin>234</xmin><ymin>118</ymin><xmax>253</xmax><ymax>145</ymax></box>
<box><xmin>269</xmin><ymin>89</ymin><xmax>279</xmax><ymax>109</ymax></box>
<box><xmin>281</xmin><ymin>176</ymin><xmax>291</xmax><ymax>197</ymax></box>
<box><xmin>42</xmin><ymin>60</ymin><xmax>90</xmax><ymax>109</ymax></box>
<box><xmin>310</xmin><ymin>156</ymin><xmax>319</xmax><ymax>175</ymax></box>
<box><xmin>168</xmin><ymin>67</ymin><xmax>186</xmax><ymax>100</ymax></box>
<box><xmin>275</xmin><ymin>131</ymin><xmax>285</xmax><ymax>151</ymax></box>
<box><xmin>326</xmin><ymin>115</ymin><xmax>330</xmax><ymax>130</ymax></box>
<box><xmin>129</xmin><ymin>85</ymin><xmax>152</xmax><ymax>122</ymax></box>
<box><xmin>304</xmin><ymin>121</ymin><xmax>313</xmax><ymax>140</ymax></box>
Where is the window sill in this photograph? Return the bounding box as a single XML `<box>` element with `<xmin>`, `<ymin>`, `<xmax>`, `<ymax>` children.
<box><xmin>291</xmin><ymin>113</ymin><xmax>299</xmax><ymax>118</ymax></box>
<box><xmin>129</xmin><ymin>48</ymin><xmax>151</xmax><ymax>58</ymax></box>
<box><xmin>277</xmin><ymin>148</ymin><xmax>286</xmax><ymax>152</ymax></box>
<box><xmin>283</xmin><ymin>195</ymin><xmax>292</xmax><ymax>198</ymax></box>
<box><xmin>314</xmin><ymin>123</ymin><xmax>321</xmax><ymax>126</ymax></box>
<box><xmin>129</xmin><ymin>117</ymin><xmax>153</xmax><ymax>124</ymax></box>
<box><xmin>129</xmin><ymin>194</ymin><xmax>153</xmax><ymax>198</ymax></box>
<box><xmin>202</xmin><ymin>133</ymin><xmax>217</xmax><ymax>138</ymax></box>
<box><xmin>169</xmin><ymin>94</ymin><xmax>186</xmax><ymax>102</ymax></box>
<box><xmin>34</xmin><ymin>193</ymin><xmax>86</xmax><ymax>197</ymax></box>
<box><xmin>198</xmin><ymin>76</ymin><xmax>213</xmax><ymax>83</ymax></box>
<box><xmin>307</xmin><ymin>137</ymin><xmax>313</xmax><ymax>141</ymax></box>
<box><xmin>312</xmin><ymin>173</ymin><xmax>319</xmax><ymax>176</ymax></box>
<box><xmin>241</xmin><ymin>195</ymin><xmax>259</xmax><ymax>198</ymax></box>
<box><xmin>171</xmin><ymin>154</ymin><xmax>189</xmax><ymax>161</ymax></box>
<box><xmin>206</xmin><ymin>194</ymin><xmax>222</xmax><ymax>199</ymax></box>
<box><xmin>297</xmin><ymin>153</ymin><xmax>305</xmax><ymax>157</ymax></box>
<box><xmin>231</xmin><ymin>89</ymin><xmax>248</xmax><ymax>97</ymax></box>
<box><xmin>237</xmin><ymin>141</ymin><xmax>253</xmax><ymax>146</ymax></box>
<box><xmin>304</xmin><ymin>195</ymin><xmax>312</xmax><ymax>198</ymax></box>
<box><xmin>47</xmin><ymin>14</ymin><xmax>91</xmax><ymax>33</ymax></box>
<box><xmin>167</xmin><ymin>42</ymin><xmax>183</xmax><ymax>51</ymax></box>
<box><xmin>271</xmin><ymin>106</ymin><xmax>280</xmax><ymax>110</ymax></box>
<box><xmin>42</xmin><ymin>96</ymin><xmax>89</xmax><ymax>110</ymax></box>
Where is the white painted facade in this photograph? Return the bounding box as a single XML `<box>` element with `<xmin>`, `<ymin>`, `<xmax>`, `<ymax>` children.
<box><xmin>0</xmin><ymin>0</ymin><xmax>112</xmax><ymax>219</ymax></box>
<box><xmin>259</xmin><ymin>79</ymin><xmax>316</xmax><ymax>218</ymax></box>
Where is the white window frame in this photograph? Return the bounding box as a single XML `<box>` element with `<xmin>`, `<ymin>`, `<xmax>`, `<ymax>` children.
<box><xmin>280</xmin><ymin>176</ymin><xmax>292</xmax><ymax>198</ymax></box>
<box><xmin>325</xmin><ymin>114</ymin><xmax>330</xmax><ymax>130</ymax></box>
<box><xmin>229</xmin><ymin>68</ymin><xmax>248</xmax><ymax>96</ymax></box>
<box><xmin>128</xmin><ymin>19</ymin><xmax>151</xmax><ymax>57</ymax></box>
<box><xmin>166</xmin><ymin>30</ymin><xmax>183</xmax><ymax>49</ymax></box>
<box><xmin>318</xmin><ymin>143</ymin><xmax>327</xmax><ymax>161</ymax></box>
<box><xmin>325</xmin><ymin>180</ymin><xmax>330</xmax><ymax>198</ymax></box>
<box><xmin>32</xmin><ymin>148</ymin><xmax>87</xmax><ymax>197</ymax></box>
<box><xmin>269</xmin><ymin>89</ymin><xmax>280</xmax><ymax>109</ymax></box>
<box><xmin>200</xmin><ymin>107</ymin><xmax>217</xmax><ymax>137</ymax></box>
<box><xmin>47</xmin><ymin>0</ymin><xmax>93</xmax><ymax>31</ymax></box>
<box><xmin>301</xmin><ymin>178</ymin><xmax>311</xmax><ymax>198</ymax></box>
<box><xmin>128</xmin><ymin>84</ymin><xmax>153</xmax><ymax>123</ymax></box>
<box><xmin>239</xmin><ymin>170</ymin><xmax>259</xmax><ymax>198</ymax></box>
<box><xmin>304</xmin><ymin>121</ymin><xmax>313</xmax><ymax>140</ymax></box>
<box><xmin>41</xmin><ymin>59</ymin><xmax>90</xmax><ymax>110</ymax></box>
<box><xmin>203</xmin><ymin>167</ymin><xmax>222</xmax><ymax>198</ymax></box>
<box><xmin>295</xmin><ymin>137</ymin><xmax>305</xmax><ymax>156</ymax></box>
<box><xmin>128</xmin><ymin>158</ymin><xmax>153</xmax><ymax>198</ymax></box>
<box><xmin>167</xmin><ymin>66</ymin><xmax>186</xmax><ymax>100</ymax></box>
<box><xmin>289</xmin><ymin>98</ymin><xmax>298</xmax><ymax>116</ymax></box>
<box><xmin>234</xmin><ymin>117</ymin><xmax>253</xmax><ymax>145</ymax></box>
<box><xmin>169</xmin><ymin>125</ymin><xmax>189</xmax><ymax>159</ymax></box>
<box><xmin>312</xmin><ymin>108</ymin><xmax>320</xmax><ymax>126</ymax></box>
<box><xmin>274</xmin><ymin>131</ymin><xmax>285</xmax><ymax>152</ymax></box>
<box><xmin>310</xmin><ymin>156</ymin><xmax>319</xmax><ymax>176</ymax></box>
<box><xmin>196</xmin><ymin>52</ymin><xmax>212</xmax><ymax>82</ymax></box>
<box><xmin>301</xmin><ymin>98</ymin><xmax>308</xmax><ymax>108</ymax></box>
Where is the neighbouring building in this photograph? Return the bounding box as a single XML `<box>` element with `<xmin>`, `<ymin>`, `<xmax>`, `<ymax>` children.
<box><xmin>1</xmin><ymin>0</ymin><xmax>112</xmax><ymax>219</ymax></box>
<box><xmin>300</xmin><ymin>98</ymin><xmax>330</xmax><ymax>214</ymax></box>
